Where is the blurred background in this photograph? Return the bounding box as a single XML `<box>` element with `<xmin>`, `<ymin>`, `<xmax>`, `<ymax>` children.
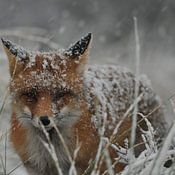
<box><xmin>0</xmin><ymin>0</ymin><xmax>175</xmax><ymax>174</ymax></box>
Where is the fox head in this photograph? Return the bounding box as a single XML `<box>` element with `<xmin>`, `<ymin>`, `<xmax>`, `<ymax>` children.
<box><xmin>2</xmin><ymin>33</ymin><xmax>92</xmax><ymax>131</ymax></box>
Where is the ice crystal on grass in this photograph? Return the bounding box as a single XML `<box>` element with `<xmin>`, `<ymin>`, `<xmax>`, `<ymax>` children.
<box><xmin>120</xmin><ymin>117</ymin><xmax>175</xmax><ymax>175</ymax></box>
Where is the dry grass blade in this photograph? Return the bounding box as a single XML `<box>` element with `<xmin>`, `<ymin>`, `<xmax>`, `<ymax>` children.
<box><xmin>0</xmin><ymin>87</ymin><xmax>9</xmax><ymax>118</ymax></box>
<box><xmin>90</xmin><ymin>115</ymin><xmax>107</xmax><ymax>175</ymax></box>
<box><xmin>4</xmin><ymin>130</ymin><xmax>7</xmax><ymax>175</ymax></box>
<box><xmin>149</xmin><ymin>99</ymin><xmax>175</xmax><ymax>175</ymax></box>
<box><xmin>101</xmin><ymin>158</ymin><xmax>120</xmax><ymax>175</ymax></box>
<box><xmin>0</xmin><ymin>154</ymin><xmax>6</xmax><ymax>174</ymax></box>
<box><xmin>0</xmin><ymin>131</ymin><xmax>10</xmax><ymax>174</ymax></box>
<box><xmin>90</xmin><ymin>94</ymin><xmax>143</xmax><ymax>175</ymax></box>
<box><xmin>7</xmin><ymin>163</ymin><xmax>24</xmax><ymax>175</ymax></box>
<box><xmin>115</xmin><ymin>91</ymin><xmax>175</xmax><ymax>143</ymax></box>
<box><xmin>103</xmin><ymin>148</ymin><xmax>115</xmax><ymax>175</ymax></box>
<box><xmin>50</xmin><ymin>119</ymin><xmax>78</xmax><ymax>175</ymax></box>
<box><xmin>130</xmin><ymin>16</ymin><xmax>140</xmax><ymax>155</ymax></box>
<box><xmin>69</xmin><ymin>136</ymin><xmax>81</xmax><ymax>175</ymax></box>
<box><xmin>39</xmin><ymin>121</ymin><xmax>63</xmax><ymax>175</ymax></box>
<box><xmin>7</xmin><ymin>157</ymin><xmax>32</xmax><ymax>175</ymax></box>
<box><xmin>0</xmin><ymin>52</ymin><xmax>18</xmax><ymax>118</ymax></box>
<box><xmin>111</xmin><ymin>93</ymin><xmax>143</xmax><ymax>139</ymax></box>
<box><xmin>0</xmin><ymin>80</ymin><xmax>9</xmax><ymax>175</ymax></box>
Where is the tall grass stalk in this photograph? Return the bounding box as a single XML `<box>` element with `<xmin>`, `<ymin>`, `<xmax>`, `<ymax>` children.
<box><xmin>149</xmin><ymin>99</ymin><xmax>175</xmax><ymax>175</ymax></box>
<box><xmin>40</xmin><ymin>121</ymin><xmax>63</xmax><ymax>175</ymax></box>
<box><xmin>130</xmin><ymin>16</ymin><xmax>140</xmax><ymax>155</ymax></box>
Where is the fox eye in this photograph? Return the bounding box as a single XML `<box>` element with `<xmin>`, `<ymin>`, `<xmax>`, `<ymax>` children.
<box><xmin>21</xmin><ymin>90</ymin><xmax>37</xmax><ymax>103</ymax></box>
<box><xmin>53</xmin><ymin>90</ymin><xmax>74</xmax><ymax>106</ymax></box>
<box><xmin>54</xmin><ymin>91</ymin><xmax>71</xmax><ymax>100</ymax></box>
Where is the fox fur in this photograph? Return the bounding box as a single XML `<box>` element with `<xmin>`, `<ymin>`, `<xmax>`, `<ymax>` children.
<box><xmin>2</xmin><ymin>33</ymin><xmax>167</xmax><ymax>175</ymax></box>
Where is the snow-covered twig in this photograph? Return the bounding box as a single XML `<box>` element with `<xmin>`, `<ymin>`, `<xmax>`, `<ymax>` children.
<box><xmin>130</xmin><ymin>16</ymin><xmax>140</xmax><ymax>154</ymax></box>
<box><xmin>40</xmin><ymin>122</ymin><xmax>63</xmax><ymax>175</ymax></box>
<box><xmin>149</xmin><ymin>99</ymin><xmax>175</xmax><ymax>175</ymax></box>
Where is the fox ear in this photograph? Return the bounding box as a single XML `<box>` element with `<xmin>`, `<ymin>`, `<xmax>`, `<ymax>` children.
<box><xmin>64</xmin><ymin>33</ymin><xmax>92</xmax><ymax>74</ymax></box>
<box><xmin>1</xmin><ymin>38</ymin><xmax>29</xmax><ymax>76</ymax></box>
<box><xmin>64</xmin><ymin>33</ymin><xmax>92</xmax><ymax>59</ymax></box>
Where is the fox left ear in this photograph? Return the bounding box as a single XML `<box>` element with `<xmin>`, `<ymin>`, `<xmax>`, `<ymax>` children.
<box><xmin>64</xmin><ymin>33</ymin><xmax>92</xmax><ymax>59</ymax></box>
<box><xmin>1</xmin><ymin>38</ymin><xmax>29</xmax><ymax>76</ymax></box>
<box><xmin>64</xmin><ymin>33</ymin><xmax>92</xmax><ymax>74</ymax></box>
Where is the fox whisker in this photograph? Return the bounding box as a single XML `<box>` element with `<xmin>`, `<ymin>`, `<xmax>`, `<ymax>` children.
<box><xmin>55</xmin><ymin>113</ymin><xmax>79</xmax><ymax>120</ymax></box>
<box><xmin>18</xmin><ymin>116</ymin><xmax>32</xmax><ymax>120</ymax></box>
<box><xmin>18</xmin><ymin>112</ymin><xmax>32</xmax><ymax>120</ymax></box>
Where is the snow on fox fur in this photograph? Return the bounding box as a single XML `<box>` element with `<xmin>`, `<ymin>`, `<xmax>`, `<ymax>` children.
<box><xmin>1</xmin><ymin>33</ymin><xmax>167</xmax><ymax>175</ymax></box>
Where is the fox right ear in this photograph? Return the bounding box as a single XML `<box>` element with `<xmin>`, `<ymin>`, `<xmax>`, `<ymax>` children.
<box><xmin>1</xmin><ymin>38</ymin><xmax>29</xmax><ymax>76</ymax></box>
<box><xmin>64</xmin><ymin>33</ymin><xmax>92</xmax><ymax>75</ymax></box>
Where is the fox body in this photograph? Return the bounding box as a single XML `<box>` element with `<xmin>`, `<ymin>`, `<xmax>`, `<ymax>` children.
<box><xmin>2</xmin><ymin>34</ymin><xmax>166</xmax><ymax>175</ymax></box>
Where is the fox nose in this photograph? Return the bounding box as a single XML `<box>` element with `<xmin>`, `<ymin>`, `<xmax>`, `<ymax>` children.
<box><xmin>39</xmin><ymin>116</ymin><xmax>50</xmax><ymax>126</ymax></box>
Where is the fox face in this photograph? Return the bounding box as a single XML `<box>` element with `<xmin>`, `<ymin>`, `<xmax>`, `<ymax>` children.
<box><xmin>2</xmin><ymin>34</ymin><xmax>91</xmax><ymax>131</ymax></box>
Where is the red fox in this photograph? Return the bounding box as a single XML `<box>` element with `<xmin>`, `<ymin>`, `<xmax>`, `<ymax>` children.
<box><xmin>2</xmin><ymin>33</ymin><xmax>166</xmax><ymax>175</ymax></box>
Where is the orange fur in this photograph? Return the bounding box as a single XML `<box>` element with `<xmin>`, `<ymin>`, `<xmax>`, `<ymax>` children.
<box><xmin>11</xmin><ymin>112</ymin><xmax>28</xmax><ymax>162</ymax></box>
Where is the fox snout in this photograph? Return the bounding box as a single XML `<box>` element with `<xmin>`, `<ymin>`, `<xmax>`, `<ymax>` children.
<box><xmin>35</xmin><ymin>115</ymin><xmax>54</xmax><ymax>131</ymax></box>
<box><xmin>20</xmin><ymin>105</ymin><xmax>54</xmax><ymax>130</ymax></box>
<box><xmin>39</xmin><ymin>116</ymin><xmax>51</xmax><ymax>126</ymax></box>
<box><xmin>17</xmin><ymin>91</ymin><xmax>55</xmax><ymax>129</ymax></box>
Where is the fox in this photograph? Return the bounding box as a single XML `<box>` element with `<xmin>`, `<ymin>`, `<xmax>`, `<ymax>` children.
<box><xmin>1</xmin><ymin>33</ymin><xmax>167</xmax><ymax>175</ymax></box>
